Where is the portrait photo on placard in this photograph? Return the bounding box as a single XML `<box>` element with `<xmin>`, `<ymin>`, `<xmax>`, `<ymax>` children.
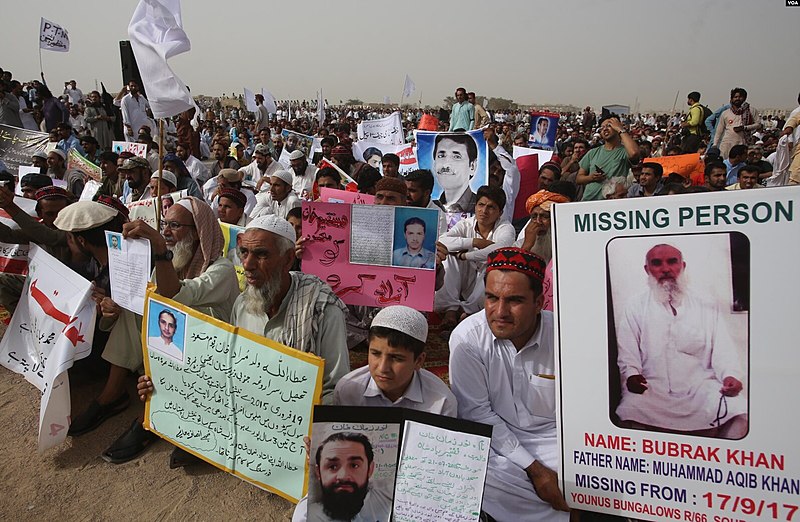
<box><xmin>391</xmin><ymin>207</ymin><xmax>438</xmax><ymax>270</ymax></box>
<box><xmin>527</xmin><ymin>112</ymin><xmax>559</xmax><ymax>151</ymax></box>
<box><xmin>416</xmin><ymin>129</ymin><xmax>488</xmax><ymax>213</ymax></box>
<box><xmin>606</xmin><ymin>232</ymin><xmax>749</xmax><ymax>440</ymax></box>
<box><xmin>308</xmin><ymin>423</ymin><xmax>399</xmax><ymax>522</ymax></box>
<box><xmin>281</xmin><ymin>129</ymin><xmax>314</xmax><ymax>158</ymax></box>
<box><xmin>147</xmin><ymin>302</ymin><xmax>188</xmax><ymax>363</ymax></box>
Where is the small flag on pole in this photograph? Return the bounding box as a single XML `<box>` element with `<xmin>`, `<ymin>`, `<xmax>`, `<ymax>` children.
<box><xmin>39</xmin><ymin>18</ymin><xmax>70</xmax><ymax>52</ymax></box>
<box><xmin>403</xmin><ymin>75</ymin><xmax>416</xmax><ymax>98</ymax></box>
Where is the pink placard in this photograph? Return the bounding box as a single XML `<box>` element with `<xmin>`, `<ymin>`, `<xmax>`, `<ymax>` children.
<box><xmin>319</xmin><ymin>187</ymin><xmax>375</xmax><ymax>205</ymax></box>
<box><xmin>301</xmin><ymin>202</ymin><xmax>436</xmax><ymax>311</ymax></box>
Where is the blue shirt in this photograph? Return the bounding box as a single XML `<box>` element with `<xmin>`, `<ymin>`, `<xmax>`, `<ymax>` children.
<box><xmin>392</xmin><ymin>246</ymin><xmax>435</xmax><ymax>269</ymax></box>
<box><xmin>449</xmin><ymin>101</ymin><xmax>474</xmax><ymax>131</ymax></box>
<box><xmin>724</xmin><ymin>159</ymin><xmax>745</xmax><ymax>186</ymax></box>
<box><xmin>56</xmin><ymin>134</ymin><xmax>85</xmax><ymax>157</ymax></box>
<box><xmin>706</xmin><ymin>104</ymin><xmax>731</xmax><ymax>141</ymax></box>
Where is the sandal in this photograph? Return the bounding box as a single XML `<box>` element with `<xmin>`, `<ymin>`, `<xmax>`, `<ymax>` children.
<box><xmin>68</xmin><ymin>393</ymin><xmax>130</xmax><ymax>437</ymax></box>
<box><xmin>169</xmin><ymin>446</ymin><xmax>202</xmax><ymax>469</ymax></box>
<box><xmin>101</xmin><ymin>419</ymin><xmax>157</xmax><ymax>464</ymax></box>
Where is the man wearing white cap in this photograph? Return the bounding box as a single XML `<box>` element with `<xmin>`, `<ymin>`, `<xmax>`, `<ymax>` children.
<box><xmin>249</xmin><ymin>170</ymin><xmax>302</xmax><ymax>220</ymax></box>
<box><xmin>288</xmin><ymin>149</ymin><xmax>316</xmax><ymax>200</ymax></box>
<box><xmin>335</xmin><ymin>305</ymin><xmax>456</xmax><ymax>414</ymax></box>
<box><xmin>144</xmin><ymin>170</ymin><xmax>178</xmax><ymax>200</ymax></box>
<box><xmin>231</xmin><ymin>215</ymin><xmax>350</xmax><ymax>402</ymax></box>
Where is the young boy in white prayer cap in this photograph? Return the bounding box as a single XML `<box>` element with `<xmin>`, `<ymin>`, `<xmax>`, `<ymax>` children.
<box><xmin>292</xmin><ymin>305</ymin><xmax>456</xmax><ymax>522</ymax></box>
<box><xmin>334</xmin><ymin>305</ymin><xmax>456</xmax><ymax>416</ymax></box>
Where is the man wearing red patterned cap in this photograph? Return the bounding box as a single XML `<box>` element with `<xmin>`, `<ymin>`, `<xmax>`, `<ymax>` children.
<box><xmin>449</xmin><ymin>247</ymin><xmax>570</xmax><ymax>522</ymax></box>
<box><xmin>0</xmin><ymin>185</ymin><xmax>76</xmax><ymax>314</ymax></box>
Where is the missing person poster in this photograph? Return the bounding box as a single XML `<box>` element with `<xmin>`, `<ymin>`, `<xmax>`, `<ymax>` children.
<box><xmin>142</xmin><ymin>291</ymin><xmax>324</xmax><ymax>501</ymax></box>
<box><xmin>301</xmin><ymin>202</ymin><xmax>438</xmax><ymax>311</ymax></box>
<box><xmin>553</xmin><ymin>188</ymin><xmax>800</xmax><ymax>520</ymax></box>
<box><xmin>308</xmin><ymin>406</ymin><xmax>492</xmax><ymax>522</ymax></box>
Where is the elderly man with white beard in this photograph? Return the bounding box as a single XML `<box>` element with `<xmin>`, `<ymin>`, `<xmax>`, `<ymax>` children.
<box><xmin>231</xmin><ymin>215</ymin><xmax>350</xmax><ymax>403</ymax></box>
<box><xmin>68</xmin><ymin>197</ymin><xmax>240</xmax><ymax>465</ymax></box>
<box><xmin>615</xmin><ymin>244</ymin><xmax>748</xmax><ymax>439</ymax></box>
<box><xmin>514</xmin><ymin>190</ymin><xmax>570</xmax><ymax>264</ymax></box>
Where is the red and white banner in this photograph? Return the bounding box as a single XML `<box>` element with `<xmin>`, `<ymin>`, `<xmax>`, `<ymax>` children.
<box><xmin>0</xmin><ymin>245</ymin><xmax>96</xmax><ymax>450</ymax></box>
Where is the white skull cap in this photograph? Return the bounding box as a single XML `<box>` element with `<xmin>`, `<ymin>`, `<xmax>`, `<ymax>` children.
<box><xmin>246</xmin><ymin>214</ymin><xmax>297</xmax><ymax>242</ymax></box>
<box><xmin>371</xmin><ymin>305</ymin><xmax>428</xmax><ymax>343</ymax></box>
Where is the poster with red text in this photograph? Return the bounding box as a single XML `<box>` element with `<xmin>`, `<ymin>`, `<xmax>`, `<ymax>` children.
<box><xmin>301</xmin><ymin>202</ymin><xmax>438</xmax><ymax>311</ymax></box>
<box><xmin>553</xmin><ymin>188</ymin><xmax>799</xmax><ymax>521</ymax></box>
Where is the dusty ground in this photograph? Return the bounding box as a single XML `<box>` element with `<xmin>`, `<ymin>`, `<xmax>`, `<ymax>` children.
<box><xmin>0</xmin><ymin>365</ymin><xmax>297</xmax><ymax>520</ymax></box>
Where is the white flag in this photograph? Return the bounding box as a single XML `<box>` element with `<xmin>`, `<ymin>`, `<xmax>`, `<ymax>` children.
<box><xmin>383</xmin><ymin>96</ymin><xmax>391</xmax><ymax>105</ymax></box>
<box><xmin>403</xmin><ymin>74</ymin><xmax>416</xmax><ymax>98</ymax></box>
<box><xmin>317</xmin><ymin>90</ymin><xmax>325</xmax><ymax>127</ymax></box>
<box><xmin>261</xmin><ymin>89</ymin><xmax>277</xmax><ymax>115</ymax></box>
<box><xmin>39</xmin><ymin>18</ymin><xmax>69</xmax><ymax>52</ymax></box>
<box><xmin>244</xmin><ymin>87</ymin><xmax>257</xmax><ymax>113</ymax></box>
<box><xmin>0</xmin><ymin>244</ymin><xmax>96</xmax><ymax>450</ymax></box>
<box><xmin>128</xmin><ymin>0</ymin><xmax>194</xmax><ymax>119</ymax></box>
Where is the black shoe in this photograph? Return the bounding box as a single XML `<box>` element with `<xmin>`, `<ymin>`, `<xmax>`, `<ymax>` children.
<box><xmin>101</xmin><ymin>419</ymin><xmax>157</xmax><ymax>464</ymax></box>
<box><xmin>67</xmin><ymin>393</ymin><xmax>130</xmax><ymax>437</ymax></box>
<box><xmin>169</xmin><ymin>446</ymin><xmax>202</xmax><ymax>469</ymax></box>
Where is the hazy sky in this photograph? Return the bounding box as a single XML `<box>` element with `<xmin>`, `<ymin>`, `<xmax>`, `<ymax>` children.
<box><xmin>3</xmin><ymin>0</ymin><xmax>799</xmax><ymax>111</ymax></box>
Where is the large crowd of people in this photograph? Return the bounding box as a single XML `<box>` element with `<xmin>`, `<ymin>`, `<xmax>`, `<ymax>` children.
<box><xmin>1</xmin><ymin>64</ymin><xmax>799</xmax><ymax>521</ymax></box>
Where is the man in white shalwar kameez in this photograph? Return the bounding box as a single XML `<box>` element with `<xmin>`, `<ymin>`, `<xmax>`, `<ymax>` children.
<box><xmin>615</xmin><ymin>244</ymin><xmax>747</xmax><ymax>439</ymax></box>
<box><xmin>450</xmin><ymin>248</ymin><xmax>570</xmax><ymax>521</ymax></box>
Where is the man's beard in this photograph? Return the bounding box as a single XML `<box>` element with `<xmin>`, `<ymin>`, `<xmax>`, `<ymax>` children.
<box><xmin>241</xmin><ymin>272</ymin><xmax>282</xmax><ymax>315</ymax></box>
<box><xmin>530</xmin><ymin>229</ymin><xmax>552</xmax><ymax>263</ymax></box>
<box><xmin>320</xmin><ymin>481</ymin><xmax>370</xmax><ymax>521</ymax></box>
<box><xmin>168</xmin><ymin>233</ymin><xmax>196</xmax><ymax>271</ymax></box>
<box><xmin>648</xmin><ymin>272</ymin><xmax>687</xmax><ymax>306</ymax></box>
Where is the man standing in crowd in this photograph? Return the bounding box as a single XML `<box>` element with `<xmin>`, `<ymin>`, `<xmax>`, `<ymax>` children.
<box><xmin>114</xmin><ymin>80</ymin><xmax>151</xmax><ymax>142</ymax></box>
<box><xmin>714</xmin><ymin>88</ymin><xmax>761</xmax><ymax>159</ymax></box>
<box><xmin>469</xmin><ymin>92</ymin><xmax>490</xmax><ymax>129</ymax></box>
<box><xmin>449</xmin><ymin>87</ymin><xmax>475</xmax><ymax>131</ymax></box>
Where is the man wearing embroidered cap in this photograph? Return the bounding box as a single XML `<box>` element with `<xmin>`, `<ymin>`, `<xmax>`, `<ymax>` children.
<box><xmin>250</xmin><ymin>169</ymin><xmax>302</xmax><ymax>220</ymax></box>
<box><xmin>118</xmin><ymin>156</ymin><xmax>151</xmax><ymax>204</ymax></box>
<box><xmin>449</xmin><ymin>247</ymin><xmax>570</xmax><ymax>521</ymax></box>
<box><xmin>231</xmin><ymin>215</ymin><xmax>349</xmax><ymax>402</ymax></box>
<box><xmin>217</xmin><ymin>187</ymin><xmax>250</xmax><ymax>226</ymax></box>
<box><xmin>0</xmin><ymin>185</ymin><xmax>75</xmax><ymax>313</ymax></box>
<box><xmin>20</xmin><ymin>172</ymin><xmax>53</xmax><ymax>199</ymax></box>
